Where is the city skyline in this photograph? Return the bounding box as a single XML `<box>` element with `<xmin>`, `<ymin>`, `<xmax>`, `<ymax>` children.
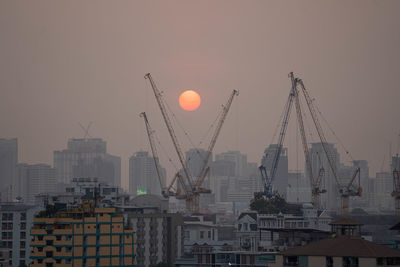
<box><xmin>1</xmin><ymin>1</ymin><xmax>400</xmax><ymax>189</ymax></box>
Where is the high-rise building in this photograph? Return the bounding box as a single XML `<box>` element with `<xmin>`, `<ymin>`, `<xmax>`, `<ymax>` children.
<box><xmin>0</xmin><ymin>203</ymin><xmax>41</xmax><ymax>267</ymax></box>
<box><xmin>129</xmin><ymin>151</ymin><xmax>166</xmax><ymax>197</ymax></box>
<box><xmin>14</xmin><ymin>164</ymin><xmax>56</xmax><ymax>203</ymax></box>
<box><xmin>54</xmin><ymin>138</ymin><xmax>121</xmax><ymax>187</ymax></box>
<box><xmin>0</xmin><ymin>138</ymin><xmax>18</xmax><ymax>202</ymax></box>
<box><xmin>215</xmin><ymin>151</ymin><xmax>247</xmax><ymax>177</ymax></box>
<box><xmin>261</xmin><ymin>144</ymin><xmax>289</xmax><ymax>198</ymax></box>
<box><xmin>309</xmin><ymin>143</ymin><xmax>340</xmax><ymax>211</ymax></box>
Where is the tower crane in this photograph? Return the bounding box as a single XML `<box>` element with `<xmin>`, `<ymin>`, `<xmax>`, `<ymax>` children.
<box><xmin>144</xmin><ymin>73</ymin><xmax>238</xmax><ymax>213</ymax></box>
<box><xmin>296</xmin><ymin>78</ymin><xmax>361</xmax><ymax>217</ymax></box>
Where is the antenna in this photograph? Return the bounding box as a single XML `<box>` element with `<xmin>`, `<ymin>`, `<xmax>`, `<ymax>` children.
<box><xmin>79</xmin><ymin>122</ymin><xmax>93</xmax><ymax>140</ymax></box>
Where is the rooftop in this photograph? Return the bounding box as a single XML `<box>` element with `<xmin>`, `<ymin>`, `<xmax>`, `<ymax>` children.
<box><xmin>329</xmin><ymin>217</ymin><xmax>363</xmax><ymax>226</ymax></box>
<box><xmin>281</xmin><ymin>236</ymin><xmax>400</xmax><ymax>258</ymax></box>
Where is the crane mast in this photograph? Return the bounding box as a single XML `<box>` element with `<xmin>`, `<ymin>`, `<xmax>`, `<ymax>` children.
<box><xmin>195</xmin><ymin>90</ymin><xmax>239</xmax><ymax>188</ymax></box>
<box><xmin>144</xmin><ymin>73</ymin><xmax>194</xmax><ymax>190</ymax></box>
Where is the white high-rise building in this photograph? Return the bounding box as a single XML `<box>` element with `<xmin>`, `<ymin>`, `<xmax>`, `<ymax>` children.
<box><xmin>129</xmin><ymin>151</ymin><xmax>166</xmax><ymax>197</ymax></box>
<box><xmin>53</xmin><ymin>138</ymin><xmax>121</xmax><ymax>187</ymax></box>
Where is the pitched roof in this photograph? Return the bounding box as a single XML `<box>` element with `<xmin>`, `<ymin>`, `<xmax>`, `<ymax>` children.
<box><xmin>329</xmin><ymin>217</ymin><xmax>363</xmax><ymax>226</ymax></box>
<box><xmin>281</xmin><ymin>236</ymin><xmax>400</xmax><ymax>258</ymax></box>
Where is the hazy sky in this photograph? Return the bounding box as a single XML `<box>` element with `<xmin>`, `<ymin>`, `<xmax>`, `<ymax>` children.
<box><xmin>1</xmin><ymin>1</ymin><xmax>400</xmax><ymax>189</ymax></box>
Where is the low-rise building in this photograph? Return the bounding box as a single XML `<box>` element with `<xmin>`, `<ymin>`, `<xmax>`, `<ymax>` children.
<box><xmin>270</xmin><ymin>218</ymin><xmax>400</xmax><ymax>267</ymax></box>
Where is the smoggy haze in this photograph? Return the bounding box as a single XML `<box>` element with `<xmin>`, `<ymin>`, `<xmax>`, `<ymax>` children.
<box><xmin>1</xmin><ymin>1</ymin><xmax>400</xmax><ymax>189</ymax></box>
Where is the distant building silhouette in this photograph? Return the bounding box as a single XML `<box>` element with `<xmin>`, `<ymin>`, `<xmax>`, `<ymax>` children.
<box><xmin>54</xmin><ymin>138</ymin><xmax>121</xmax><ymax>187</ymax></box>
<box><xmin>261</xmin><ymin>144</ymin><xmax>289</xmax><ymax>198</ymax></box>
<box><xmin>129</xmin><ymin>151</ymin><xmax>166</xmax><ymax>197</ymax></box>
<box><xmin>15</xmin><ymin>163</ymin><xmax>56</xmax><ymax>203</ymax></box>
<box><xmin>0</xmin><ymin>138</ymin><xmax>17</xmax><ymax>201</ymax></box>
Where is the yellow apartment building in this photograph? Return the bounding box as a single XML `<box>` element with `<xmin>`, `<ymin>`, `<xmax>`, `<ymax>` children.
<box><xmin>30</xmin><ymin>205</ymin><xmax>135</xmax><ymax>267</ymax></box>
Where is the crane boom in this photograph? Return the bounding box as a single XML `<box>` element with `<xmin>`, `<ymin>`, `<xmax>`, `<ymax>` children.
<box><xmin>144</xmin><ymin>73</ymin><xmax>194</xmax><ymax>190</ymax></box>
<box><xmin>297</xmin><ymin>79</ymin><xmax>341</xmax><ymax>186</ymax></box>
<box><xmin>140</xmin><ymin>112</ymin><xmax>165</xmax><ymax>193</ymax></box>
<box><xmin>196</xmin><ymin>90</ymin><xmax>239</xmax><ymax>188</ymax></box>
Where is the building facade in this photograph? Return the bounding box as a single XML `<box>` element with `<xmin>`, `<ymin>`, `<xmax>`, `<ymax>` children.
<box><xmin>54</xmin><ymin>138</ymin><xmax>121</xmax><ymax>187</ymax></box>
<box><xmin>0</xmin><ymin>203</ymin><xmax>40</xmax><ymax>267</ymax></box>
<box><xmin>30</xmin><ymin>207</ymin><xmax>134</xmax><ymax>266</ymax></box>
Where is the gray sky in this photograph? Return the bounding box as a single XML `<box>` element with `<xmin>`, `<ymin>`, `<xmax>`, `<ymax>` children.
<box><xmin>1</xmin><ymin>0</ymin><xmax>400</xmax><ymax>189</ymax></box>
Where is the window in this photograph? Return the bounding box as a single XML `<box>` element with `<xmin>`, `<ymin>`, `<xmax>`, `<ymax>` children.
<box><xmin>56</xmin><ymin>235</ymin><xmax>61</xmax><ymax>241</ymax></box>
<box><xmin>200</xmin><ymin>231</ymin><xmax>204</xmax><ymax>239</ymax></box>
<box><xmin>19</xmin><ymin>260</ymin><xmax>25</xmax><ymax>266</ymax></box>
<box><xmin>20</xmin><ymin>250</ymin><xmax>25</xmax><ymax>258</ymax></box>
<box><xmin>38</xmin><ymin>236</ymin><xmax>43</xmax><ymax>241</ymax></box>
<box><xmin>20</xmin><ymin>241</ymin><xmax>25</xmax><ymax>248</ymax></box>
<box><xmin>20</xmin><ymin>213</ymin><xmax>26</xmax><ymax>221</ymax></box>
<box><xmin>326</xmin><ymin>256</ymin><xmax>333</xmax><ymax>267</ymax></box>
<box><xmin>66</xmin><ymin>258</ymin><xmax>71</xmax><ymax>264</ymax></box>
<box><xmin>38</xmin><ymin>259</ymin><xmax>43</xmax><ymax>264</ymax></box>
<box><xmin>46</xmin><ymin>263</ymin><xmax>53</xmax><ymax>267</ymax></box>
<box><xmin>66</xmin><ymin>235</ymin><xmax>72</xmax><ymax>241</ymax></box>
<box><xmin>208</xmin><ymin>231</ymin><xmax>211</xmax><ymax>239</ymax></box>
<box><xmin>56</xmin><ymin>259</ymin><xmax>61</xmax><ymax>264</ymax></box>
<box><xmin>20</xmin><ymin>232</ymin><xmax>26</xmax><ymax>240</ymax></box>
<box><xmin>38</xmin><ymin>247</ymin><xmax>43</xmax><ymax>252</ymax></box>
<box><xmin>343</xmin><ymin>257</ymin><xmax>358</xmax><ymax>267</ymax></box>
<box><xmin>184</xmin><ymin>231</ymin><xmax>190</xmax><ymax>239</ymax></box>
<box><xmin>46</xmin><ymin>240</ymin><xmax>53</xmax><ymax>246</ymax></box>
<box><xmin>56</xmin><ymin>247</ymin><xmax>61</xmax><ymax>252</ymax></box>
<box><xmin>376</xmin><ymin>258</ymin><xmax>384</xmax><ymax>265</ymax></box>
<box><xmin>66</xmin><ymin>247</ymin><xmax>72</xmax><ymax>253</ymax></box>
<box><xmin>46</xmin><ymin>251</ymin><xmax>53</xmax><ymax>258</ymax></box>
<box><xmin>20</xmin><ymin>222</ymin><xmax>26</xmax><ymax>230</ymax></box>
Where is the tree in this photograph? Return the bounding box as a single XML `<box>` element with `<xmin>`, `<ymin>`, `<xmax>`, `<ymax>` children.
<box><xmin>250</xmin><ymin>193</ymin><xmax>300</xmax><ymax>214</ymax></box>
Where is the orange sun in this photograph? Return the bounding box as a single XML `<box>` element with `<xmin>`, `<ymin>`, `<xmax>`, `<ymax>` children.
<box><xmin>179</xmin><ymin>90</ymin><xmax>201</xmax><ymax>111</ymax></box>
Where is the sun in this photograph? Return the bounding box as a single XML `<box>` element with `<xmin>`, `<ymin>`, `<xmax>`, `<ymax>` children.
<box><xmin>179</xmin><ymin>90</ymin><xmax>201</xmax><ymax>111</ymax></box>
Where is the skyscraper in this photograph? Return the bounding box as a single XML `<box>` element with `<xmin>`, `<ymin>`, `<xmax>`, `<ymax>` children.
<box><xmin>309</xmin><ymin>142</ymin><xmax>340</xmax><ymax>211</ymax></box>
<box><xmin>53</xmin><ymin>138</ymin><xmax>121</xmax><ymax>187</ymax></box>
<box><xmin>14</xmin><ymin>163</ymin><xmax>56</xmax><ymax>203</ymax></box>
<box><xmin>129</xmin><ymin>151</ymin><xmax>166</xmax><ymax>197</ymax></box>
<box><xmin>0</xmin><ymin>138</ymin><xmax>18</xmax><ymax>202</ymax></box>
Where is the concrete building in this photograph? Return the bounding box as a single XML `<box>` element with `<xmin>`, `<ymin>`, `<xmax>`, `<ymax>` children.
<box><xmin>236</xmin><ymin>205</ymin><xmax>331</xmax><ymax>252</ymax></box>
<box><xmin>261</xmin><ymin>144</ymin><xmax>289</xmax><ymax>198</ymax></box>
<box><xmin>121</xmin><ymin>194</ymin><xmax>184</xmax><ymax>267</ymax></box>
<box><xmin>30</xmin><ymin>205</ymin><xmax>134</xmax><ymax>266</ymax></box>
<box><xmin>0</xmin><ymin>139</ymin><xmax>18</xmax><ymax>202</ymax></box>
<box><xmin>270</xmin><ymin>218</ymin><xmax>400</xmax><ymax>267</ymax></box>
<box><xmin>54</xmin><ymin>138</ymin><xmax>121</xmax><ymax>187</ymax></box>
<box><xmin>129</xmin><ymin>151</ymin><xmax>166</xmax><ymax>197</ymax></box>
<box><xmin>0</xmin><ymin>203</ymin><xmax>41</xmax><ymax>267</ymax></box>
<box><xmin>215</xmin><ymin>151</ymin><xmax>247</xmax><ymax>177</ymax></box>
<box><xmin>186</xmin><ymin>148</ymin><xmax>210</xmax><ymax>178</ymax></box>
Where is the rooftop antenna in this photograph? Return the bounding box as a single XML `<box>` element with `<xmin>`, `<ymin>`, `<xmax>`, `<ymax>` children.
<box><xmin>79</xmin><ymin>122</ymin><xmax>93</xmax><ymax>140</ymax></box>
